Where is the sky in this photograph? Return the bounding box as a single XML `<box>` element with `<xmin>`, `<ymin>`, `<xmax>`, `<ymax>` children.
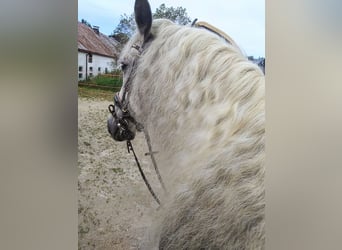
<box><xmin>78</xmin><ymin>0</ymin><xmax>265</xmax><ymax>57</ymax></box>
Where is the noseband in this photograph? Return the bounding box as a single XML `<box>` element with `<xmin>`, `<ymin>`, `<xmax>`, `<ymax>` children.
<box><xmin>108</xmin><ymin>92</ymin><xmax>142</xmax><ymax>141</ymax></box>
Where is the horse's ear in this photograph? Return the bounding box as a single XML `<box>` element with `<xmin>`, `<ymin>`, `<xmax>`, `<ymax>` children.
<box><xmin>134</xmin><ymin>0</ymin><xmax>152</xmax><ymax>42</ymax></box>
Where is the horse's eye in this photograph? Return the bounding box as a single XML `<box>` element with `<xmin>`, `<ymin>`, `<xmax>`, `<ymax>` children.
<box><xmin>120</xmin><ymin>63</ymin><xmax>128</xmax><ymax>71</ymax></box>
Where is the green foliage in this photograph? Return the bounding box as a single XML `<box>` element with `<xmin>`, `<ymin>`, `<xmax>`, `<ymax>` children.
<box><xmin>78</xmin><ymin>86</ymin><xmax>114</xmax><ymax>101</ymax></box>
<box><xmin>112</xmin><ymin>4</ymin><xmax>191</xmax><ymax>46</ymax></box>
<box><xmin>91</xmin><ymin>74</ymin><xmax>122</xmax><ymax>87</ymax></box>
<box><xmin>153</xmin><ymin>4</ymin><xmax>191</xmax><ymax>25</ymax></box>
<box><xmin>78</xmin><ymin>74</ymin><xmax>122</xmax><ymax>99</ymax></box>
<box><xmin>111</xmin><ymin>13</ymin><xmax>136</xmax><ymax>45</ymax></box>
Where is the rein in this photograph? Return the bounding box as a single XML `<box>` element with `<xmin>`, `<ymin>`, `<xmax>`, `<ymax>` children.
<box><xmin>108</xmin><ymin>94</ymin><xmax>166</xmax><ymax>205</ymax></box>
<box><xmin>126</xmin><ymin>140</ymin><xmax>161</xmax><ymax>205</ymax></box>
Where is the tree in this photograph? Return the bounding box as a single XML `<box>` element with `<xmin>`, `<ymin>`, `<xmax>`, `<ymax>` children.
<box><xmin>112</xmin><ymin>4</ymin><xmax>191</xmax><ymax>46</ymax></box>
<box><xmin>111</xmin><ymin>13</ymin><xmax>136</xmax><ymax>45</ymax></box>
<box><xmin>153</xmin><ymin>4</ymin><xmax>191</xmax><ymax>25</ymax></box>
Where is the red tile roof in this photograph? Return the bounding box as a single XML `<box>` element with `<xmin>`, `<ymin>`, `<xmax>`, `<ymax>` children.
<box><xmin>78</xmin><ymin>22</ymin><xmax>119</xmax><ymax>59</ymax></box>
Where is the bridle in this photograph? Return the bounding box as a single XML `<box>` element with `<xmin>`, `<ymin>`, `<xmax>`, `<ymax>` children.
<box><xmin>107</xmin><ymin>43</ymin><xmax>143</xmax><ymax>141</ymax></box>
<box><xmin>107</xmin><ymin>41</ymin><xmax>167</xmax><ymax>205</ymax></box>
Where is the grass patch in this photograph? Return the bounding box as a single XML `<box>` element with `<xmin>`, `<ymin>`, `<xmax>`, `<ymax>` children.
<box><xmin>93</xmin><ymin>75</ymin><xmax>122</xmax><ymax>87</ymax></box>
<box><xmin>78</xmin><ymin>85</ymin><xmax>115</xmax><ymax>101</ymax></box>
<box><xmin>82</xmin><ymin>74</ymin><xmax>122</xmax><ymax>87</ymax></box>
<box><xmin>78</xmin><ymin>74</ymin><xmax>123</xmax><ymax>100</ymax></box>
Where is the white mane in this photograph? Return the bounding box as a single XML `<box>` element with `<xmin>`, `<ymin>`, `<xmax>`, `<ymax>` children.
<box><xmin>119</xmin><ymin>18</ymin><xmax>265</xmax><ymax>249</ymax></box>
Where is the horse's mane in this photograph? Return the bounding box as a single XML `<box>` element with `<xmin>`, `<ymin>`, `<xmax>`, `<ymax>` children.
<box><xmin>121</xmin><ymin>18</ymin><xmax>264</xmax><ymax>184</ymax></box>
<box><xmin>123</xmin><ymin>18</ymin><xmax>264</xmax><ymax>147</ymax></box>
<box><xmin>119</xmin><ymin>18</ymin><xmax>265</xmax><ymax>249</ymax></box>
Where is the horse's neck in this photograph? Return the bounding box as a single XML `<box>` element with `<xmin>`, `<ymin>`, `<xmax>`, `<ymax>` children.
<box><xmin>132</xmin><ymin>24</ymin><xmax>264</xmax><ymax>169</ymax></box>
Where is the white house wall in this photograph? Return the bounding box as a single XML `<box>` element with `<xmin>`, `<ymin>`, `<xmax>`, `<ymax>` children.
<box><xmin>78</xmin><ymin>52</ymin><xmax>116</xmax><ymax>81</ymax></box>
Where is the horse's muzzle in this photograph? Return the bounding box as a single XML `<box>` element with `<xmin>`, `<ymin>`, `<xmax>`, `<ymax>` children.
<box><xmin>107</xmin><ymin>114</ymin><xmax>136</xmax><ymax>141</ymax></box>
<box><xmin>107</xmin><ymin>93</ymin><xmax>138</xmax><ymax>142</ymax></box>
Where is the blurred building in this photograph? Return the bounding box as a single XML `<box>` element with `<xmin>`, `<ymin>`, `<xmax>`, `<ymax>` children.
<box><xmin>78</xmin><ymin>22</ymin><xmax>120</xmax><ymax>81</ymax></box>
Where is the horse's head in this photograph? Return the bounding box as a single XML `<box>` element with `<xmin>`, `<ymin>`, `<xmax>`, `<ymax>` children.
<box><xmin>107</xmin><ymin>0</ymin><xmax>153</xmax><ymax>141</ymax></box>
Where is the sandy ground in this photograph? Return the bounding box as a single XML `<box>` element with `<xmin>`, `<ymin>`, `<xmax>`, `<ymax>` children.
<box><xmin>78</xmin><ymin>97</ymin><xmax>161</xmax><ymax>250</ymax></box>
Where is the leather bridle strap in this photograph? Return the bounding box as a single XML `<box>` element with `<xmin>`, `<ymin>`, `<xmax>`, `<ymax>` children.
<box><xmin>127</xmin><ymin>140</ymin><xmax>161</xmax><ymax>205</ymax></box>
<box><xmin>143</xmin><ymin>129</ymin><xmax>167</xmax><ymax>193</ymax></box>
<box><xmin>192</xmin><ymin>20</ymin><xmax>242</xmax><ymax>54</ymax></box>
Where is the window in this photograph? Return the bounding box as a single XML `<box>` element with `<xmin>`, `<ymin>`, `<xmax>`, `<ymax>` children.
<box><xmin>98</xmin><ymin>67</ymin><xmax>101</xmax><ymax>72</ymax></box>
<box><xmin>89</xmin><ymin>67</ymin><xmax>93</xmax><ymax>72</ymax></box>
<box><xmin>105</xmin><ymin>68</ymin><xmax>108</xmax><ymax>74</ymax></box>
<box><xmin>89</xmin><ymin>73</ymin><xmax>93</xmax><ymax>77</ymax></box>
<box><xmin>79</xmin><ymin>73</ymin><xmax>83</xmax><ymax>79</ymax></box>
<box><xmin>88</xmin><ymin>54</ymin><xmax>93</xmax><ymax>63</ymax></box>
<box><xmin>79</xmin><ymin>66</ymin><xmax>83</xmax><ymax>72</ymax></box>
